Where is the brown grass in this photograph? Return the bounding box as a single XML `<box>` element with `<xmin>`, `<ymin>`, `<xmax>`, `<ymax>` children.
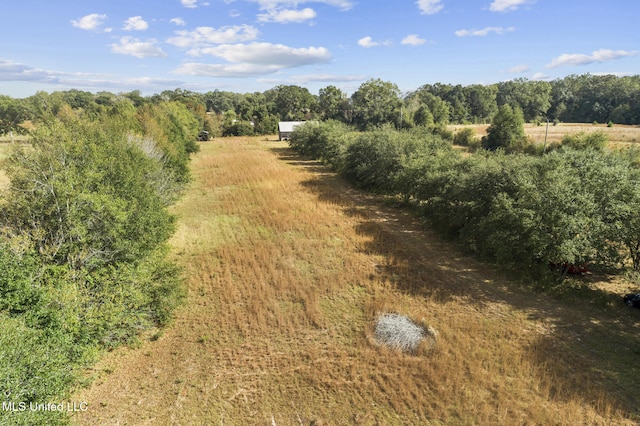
<box><xmin>71</xmin><ymin>136</ymin><xmax>640</xmax><ymax>425</ymax></box>
<box><xmin>450</xmin><ymin>123</ymin><xmax>640</xmax><ymax>149</ymax></box>
<box><xmin>0</xmin><ymin>143</ymin><xmax>12</xmax><ymax>191</ymax></box>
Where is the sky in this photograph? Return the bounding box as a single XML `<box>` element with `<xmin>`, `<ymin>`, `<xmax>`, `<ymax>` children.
<box><xmin>0</xmin><ymin>0</ymin><xmax>638</xmax><ymax>98</ymax></box>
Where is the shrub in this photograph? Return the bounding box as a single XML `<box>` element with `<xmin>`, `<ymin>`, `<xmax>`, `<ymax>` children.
<box><xmin>453</xmin><ymin>127</ymin><xmax>477</xmax><ymax>146</ymax></box>
<box><xmin>560</xmin><ymin>131</ymin><xmax>608</xmax><ymax>150</ymax></box>
<box><xmin>0</xmin><ymin>315</ymin><xmax>74</xmax><ymax>425</ymax></box>
<box><xmin>222</xmin><ymin>120</ymin><xmax>255</xmax><ymax>137</ymax></box>
<box><xmin>342</xmin><ymin>130</ymin><xmax>403</xmax><ymax>192</ymax></box>
<box><xmin>2</xmin><ymin>119</ymin><xmax>177</xmax><ymax>270</ymax></box>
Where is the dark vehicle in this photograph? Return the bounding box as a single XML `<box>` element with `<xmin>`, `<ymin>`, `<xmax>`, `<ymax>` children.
<box><xmin>623</xmin><ymin>293</ymin><xmax>640</xmax><ymax>308</ymax></box>
<box><xmin>197</xmin><ymin>131</ymin><xmax>210</xmax><ymax>141</ymax></box>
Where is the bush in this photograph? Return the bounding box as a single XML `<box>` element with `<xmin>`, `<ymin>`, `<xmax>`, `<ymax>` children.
<box><xmin>453</xmin><ymin>127</ymin><xmax>477</xmax><ymax>146</ymax></box>
<box><xmin>0</xmin><ymin>315</ymin><xmax>75</xmax><ymax>425</ymax></box>
<box><xmin>2</xmin><ymin>119</ymin><xmax>177</xmax><ymax>270</ymax></box>
<box><xmin>343</xmin><ymin>130</ymin><xmax>404</xmax><ymax>192</ymax></box>
<box><xmin>0</xmin><ymin>105</ymin><xmax>190</xmax><ymax>424</ymax></box>
<box><xmin>561</xmin><ymin>131</ymin><xmax>608</xmax><ymax>150</ymax></box>
<box><xmin>222</xmin><ymin>121</ymin><xmax>255</xmax><ymax>136</ymax></box>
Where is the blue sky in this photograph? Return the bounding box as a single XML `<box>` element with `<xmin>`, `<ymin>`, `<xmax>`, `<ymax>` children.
<box><xmin>1</xmin><ymin>0</ymin><xmax>638</xmax><ymax>98</ymax></box>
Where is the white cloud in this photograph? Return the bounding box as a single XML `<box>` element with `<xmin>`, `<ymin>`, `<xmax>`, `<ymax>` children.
<box><xmin>71</xmin><ymin>13</ymin><xmax>108</xmax><ymax>31</ymax></box>
<box><xmin>508</xmin><ymin>64</ymin><xmax>530</xmax><ymax>73</ymax></box>
<box><xmin>257</xmin><ymin>7</ymin><xmax>317</xmax><ymax>23</ymax></box>
<box><xmin>167</xmin><ymin>25</ymin><xmax>259</xmax><ymax>48</ymax></box>
<box><xmin>0</xmin><ymin>59</ymin><xmax>188</xmax><ymax>94</ymax></box>
<box><xmin>181</xmin><ymin>0</ymin><xmax>198</xmax><ymax>8</ymax></box>
<box><xmin>174</xmin><ymin>62</ymin><xmax>281</xmax><ymax>77</ymax></box>
<box><xmin>285</xmin><ymin>73</ymin><xmax>367</xmax><ymax>83</ymax></box>
<box><xmin>0</xmin><ymin>59</ymin><xmax>61</xmax><ymax>83</ymax></box>
<box><xmin>192</xmin><ymin>42</ymin><xmax>331</xmax><ymax>66</ymax></box>
<box><xmin>532</xmin><ymin>72</ymin><xmax>549</xmax><ymax>80</ymax></box>
<box><xmin>173</xmin><ymin>42</ymin><xmax>331</xmax><ymax>77</ymax></box>
<box><xmin>416</xmin><ymin>0</ymin><xmax>443</xmax><ymax>15</ymax></box>
<box><xmin>358</xmin><ymin>36</ymin><xmax>376</xmax><ymax>48</ymax></box>
<box><xmin>123</xmin><ymin>16</ymin><xmax>149</xmax><ymax>31</ymax></box>
<box><xmin>259</xmin><ymin>73</ymin><xmax>366</xmax><ymax>87</ymax></box>
<box><xmin>110</xmin><ymin>37</ymin><xmax>168</xmax><ymax>58</ymax></box>
<box><xmin>489</xmin><ymin>0</ymin><xmax>535</xmax><ymax>12</ymax></box>
<box><xmin>402</xmin><ymin>34</ymin><xmax>428</xmax><ymax>46</ymax></box>
<box><xmin>246</xmin><ymin>1</ymin><xmax>352</xmax><ymax>23</ymax></box>
<box><xmin>546</xmin><ymin>49</ymin><xmax>639</xmax><ymax>68</ymax></box>
<box><xmin>357</xmin><ymin>36</ymin><xmax>391</xmax><ymax>48</ymax></box>
<box><xmin>248</xmin><ymin>0</ymin><xmax>353</xmax><ymax>11</ymax></box>
<box><xmin>455</xmin><ymin>26</ymin><xmax>515</xmax><ymax>37</ymax></box>
<box><xmin>170</xmin><ymin>18</ymin><xmax>186</xmax><ymax>26</ymax></box>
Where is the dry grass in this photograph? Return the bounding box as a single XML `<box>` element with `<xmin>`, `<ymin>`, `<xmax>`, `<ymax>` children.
<box><xmin>0</xmin><ymin>143</ymin><xmax>12</xmax><ymax>191</ymax></box>
<box><xmin>450</xmin><ymin>123</ymin><xmax>640</xmax><ymax>149</ymax></box>
<box><xmin>71</xmin><ymin>136</ymin><xmax>640</xmax><ymax>425</ymax></box>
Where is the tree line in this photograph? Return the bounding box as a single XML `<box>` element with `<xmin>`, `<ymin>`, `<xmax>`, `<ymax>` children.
<box><xmin>1</xmin><ymin>73</ymin><xmax>639</xmax><ymax>140</ymax></box>
<box><xmin>289</xmin><ymin>121</ymin><xmax>640</xmax><ymax>280</ymax></box>
<box><xmin>0</xmin><ymin>95</ymin><xmax>200</xmax><ymax>424</ymax></box>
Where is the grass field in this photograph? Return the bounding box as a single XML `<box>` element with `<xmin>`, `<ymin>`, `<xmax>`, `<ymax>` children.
<box><xmin>70</xmin><ymin>136</ymin><xmax>640</xmax><ymax>425</ymax></box>
<box><xmin>451</xmin><ymin>122</ymin><xmax>640</xmax><ymax>149</ymax></box>
<box><xmin>0</xmin><ymin>143</ymin><xmax>11</xmax><ymax>190</ymax></box>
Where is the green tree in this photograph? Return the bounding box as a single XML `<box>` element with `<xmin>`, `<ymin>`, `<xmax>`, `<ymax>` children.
<box><xmin>351</xmin><ymin>79</ymin><xmax>402</xmax><ymax>130</ymax></box>
<box><xmin>464</xmin><ymin>84</ymin><xmax>498</xmax><ymax>123</ymax></box>
<box><xmin>497</xmin><ymin>78</ymin><xmax>552</xmax><ymax>122</ymax></box>
<box><xmin>265</xmin><ymin>85</ymin><xmax>317</xmax><ymax>121</ymax></box>
<box><xmin>482</xmin><ymin>104</ymin><xmax>527</xmax><ymax>152</ymax></box>
<box><xmin>0</xmin><ymin>96</ymin><xmax>29</xmax><ymax>134</ymax></box>
<box><xmin>318</xmin><ymin>85</ymin><xmax>348</xmax><ymax>121</ymax></box>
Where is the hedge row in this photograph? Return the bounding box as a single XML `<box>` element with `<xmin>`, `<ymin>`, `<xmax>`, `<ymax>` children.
<box><xmin>289</xmin><ymin>122</ymin><xmax>640</xmax><ymax>274</ymax></box>
<box><xmin>0</xmin><ymin>101</ymin><xmax>198</xmax><ymax>424</ymax></box>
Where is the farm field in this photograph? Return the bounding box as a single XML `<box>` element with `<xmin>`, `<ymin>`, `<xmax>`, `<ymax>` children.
<box><xmin>450</xmin><ymin>122</ymin><xmax>640</xmax><ymax>148</ymax></box>
<box><xmin>70</xmin><ymin>136</ymin><xmax>640</xmax><ymax>425</ymax></box>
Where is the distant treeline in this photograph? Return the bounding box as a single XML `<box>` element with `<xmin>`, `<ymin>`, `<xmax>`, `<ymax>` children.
<box><xmin>0</xmin><ymin>97</ymin><xmax>200</xmax><ymax>424</ymax></box>
<box><xmin>289</xmin><ymin>121</ymin><xmax>640</xmax><ymax>280</ymax></box>
<box><xmin>2</xmin><ymin>74</ymin><xmax>638</xmax><ymax>139</ymax></box>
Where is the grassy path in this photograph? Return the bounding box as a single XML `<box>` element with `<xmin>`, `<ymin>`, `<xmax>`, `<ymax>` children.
<box><xmin>72</xmin><ymin>137</ymin><xmax>639</xmax><ymax>425</ymax></box>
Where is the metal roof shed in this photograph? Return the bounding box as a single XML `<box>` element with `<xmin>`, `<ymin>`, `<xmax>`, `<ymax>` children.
<box><xmin>278</xmin><ymin>121</ymin><xmax>306</xmax><ymax>141</ymax></box>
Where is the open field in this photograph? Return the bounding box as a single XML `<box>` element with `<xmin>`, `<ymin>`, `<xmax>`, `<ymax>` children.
<box><xmin>450</xmin><ymin>123</ymin><xmax>640</xmax><ymax>149</ymax></box>
<box><xmin>70</xmin><ymin>136</ymin><xmax>640</xmax><ymax>425</ymax></box>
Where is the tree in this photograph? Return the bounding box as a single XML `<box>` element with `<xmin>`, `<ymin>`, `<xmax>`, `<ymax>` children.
<box><xmin>482</xmin><ymin>104</ymin><xmax>527</xmax><ymax>152</ymax></box>
<box><xmin>318</xmin><ymin>85</ymin><xmax>347</xmax><ymax>121</ymax></box>
<box><xmin>497</xmin><ymin>79</ymin><xmax>552</xmax><ymax>122</ymax></box>
<box><xmin>351</xmin><ymin>79</ymin><xmax>402</xmax><ymax>130</ymax></box>
<box><xmin>265</xmin><ymin>85</ymin><xmax>317</xmax><ymax>121</ymax></box>
<box><xmin>406</xmin><ymin>88</ymin><xmax>451</xmax><ymax>125</ymax></box>
<box><xmin>0</xmin><ymin>96</ymin><xmax>29</xmax><ymax>134</ymax></box>
<box><xmin>464</xmin><ymin>84</ymin><xmax>498</xmax><ymax>123</ymax></box>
